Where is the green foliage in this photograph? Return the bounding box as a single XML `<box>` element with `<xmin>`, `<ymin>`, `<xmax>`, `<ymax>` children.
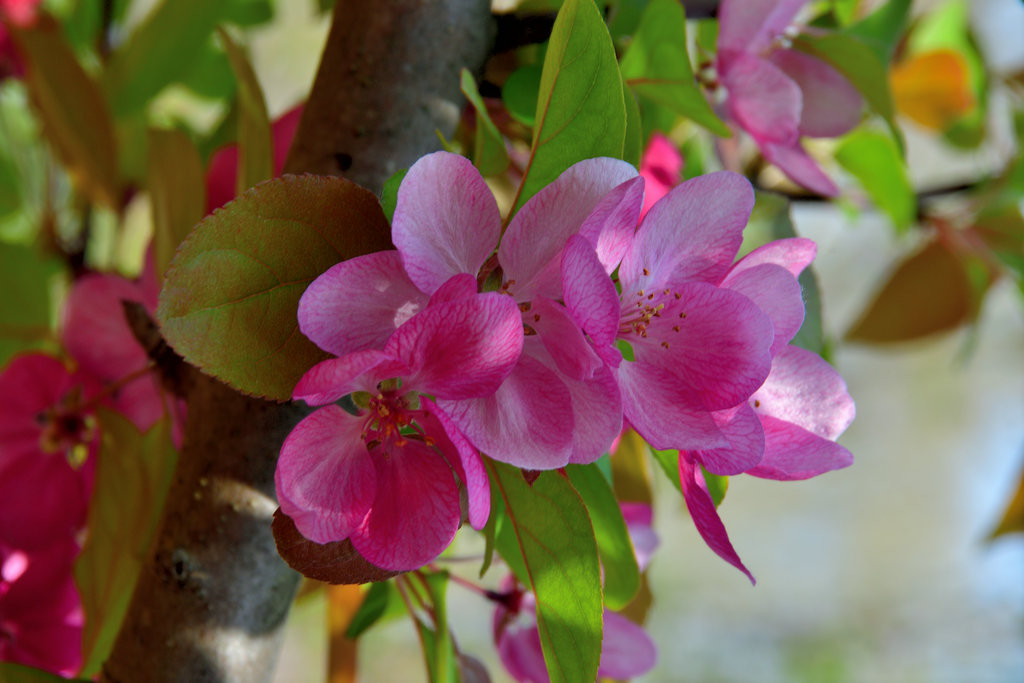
<box><xmin>844</xmin><ymin>0</ymin><xmax>912</xmax><ymax>61</ymax></box>
<box><xmin>157</xmin><ymin>175</ymin><xmax>392</xmax><ymax>400</ymax></box>
<box><xmin>650</xmin><ymin>448</ymin><xmax>729</xmax><ymax>506</ymax></box>
<box><xmin>460</xmin><ymin>69</ymin><xmax>510</xmax><ymax>177</ymax></box>
<box><xmin>488</xmin><ymin>460</ymin><xmax>603</xmax><ymax>683</ymax></box>
<box><xmin>619</xmin><ymin>0</ymin><xmax>730</xmax><ymax>137</ymax></box>
<box><xmin>218</xmin><ymin>28</ymin><xmax>274</xmax><ymax>196</ymax></box>
<box><xmin>147</xmin><ymin>128</ymin><xmax>207</xmax><ymax>281</ymax></box>
<box><xmin>380</xmin><ymin>169</ymin><xmax>408</xmax><ymax>224</ymax></box>
<box><xmin>835</xmin><ymin>129</ymin><xmax>915</xmax><ymax>233</ymax></box>
<box><xmin>413</xmin><ymin>571</ymin><xmax>456</xmax><ymax>683</ymax></box>
<box><xmin>512</xmin><ymin>0</ymin><xmax>626</xmax><ymax>214</ymax></box>
<box><xmin>0</xmin><ymin>662</ymin><xmax>90</xmax><ymax>683</ymax></box>
<box><xmin>502</xmin><ymin>64</ymin><xmax>543</xmax><ymax>127</ymax></box>
<box><xmin>344</xmin><ymin>582</ymin><xmax>407</xmax><ymax>639</ymax></box>
<box><xmin>622</xmin><ymin>75</ymin><xmax>643</xmax><ymax>168</ymax></box>
<box><xmin>0</xmin><ymin>243</ymin><xmax>63</xmax><ymax>366</ymax></box>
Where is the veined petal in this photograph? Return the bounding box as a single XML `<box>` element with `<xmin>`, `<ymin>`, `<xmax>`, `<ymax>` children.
<box><xmin>770</xmin><ymin>49</ymin><xmax>863</xmax><ymax>138</ymax></box>
<box><xmin>562</xmin><ymin>234</ymin><xmax>621</xmax><ymax>347</ymax></box>
<box><xmin>428</xmin><ymin>272</ymin><xmax>479</xmax><ymax>306</ymax></box>
<box><xmin>298</xmin><ymin>251</ymin><xmax>427</xmax><ymax>357</ymax></box>
<box><xmin>532</xmin><ymin>296</ymin><xmax>603</xmax><ymax>381</ymax></box>
<box><xmin>746</xmin><ymin>415</ymin><xmax>853</xmax><ymax>480</ymax></box>
<box><xmin>275</xmin><ymin>405</ymin><xmax>377</xmax><ymax>544</ymax></box>
<box><xmin>718</xmin><ymin>0</ymin><xmax>806</xmax><ymax>57</ymax></box>
<box><xmin>696</xmin><ymin>403</ymin><xmax>765</xmax><ymax>476</ymax></box>
<box><xmin>292</xmin><ymin>350</ymin><xmax>392</xmax><ymax>405</ymax></box>
<box><xmin>760</xmin><ymin>140</ymin><xmax>839</xmax><ymax>197</ymax></box>
<box><xmin>721</xmin><ymin>52</ymin><xmax>802</xmax><ymax>146</ymax></box>
<box><xmin>421</xmin><ymin>398</ymin><xmax>490</xmax><ymax>530</ymax></box>
<box><xmin>500</xmin><ymin>157</ymin><xmax>638</xmax><ymax>301</ymax></box>
<box><xmin>577</xmin><ymin>176</ymin><xmax>645</xmax><ymax>274</ymax></box>
<box><xmin>495</xmin><ymin>620</ymin><xmax>547</xmax><ymax>683</ymax></box>
<box><xmin>722</xmin><ymin>262</ymin><xmax>805</xmax><ymax>355</ymax></box>
<box><xmin>621</xmin><ymin>172</ymin><xmax>754</xmax><ymax>290</ymax></box>
<box><xmin>679</xmin><ymin>455</ymin><xmax>755</xmax><ymax>584</ymax></box>
<box><xmin>731</xmin><ymin>237</ymin><xmax>816</xmax><ymax>278</ymax></box>
<box><xmin>598</xmin><ymin>611</ymin><xmax>658</xmax><ymax>680</ymax></box>
<box><xmin>752</xmin><ymin>345</ymin><xmax>855</xmax><ymax>440</ymax></box>
<box><xmin>351</xmin><ymin>440</ymin><xmax>460</xmax><ymax>571</ymax></box>
<box><xmin>392</xmin><ymin>152</ymin><xmax>501</xmax><ymax>294</ymax></box>
<box><xmin>386</xmin><ymin>293</ymin><xmax>522</xmax><ymax>400</ymax></box>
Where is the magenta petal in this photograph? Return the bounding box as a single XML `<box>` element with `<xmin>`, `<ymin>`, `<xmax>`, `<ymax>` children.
<box><xmin>428</xmin><ymin>272</ymin><xmax>479</xmax><ymax>305</ymax></box>
<box><xmin>722</xmin><ymin>262</ymin><xmax>805</xmax><ymax>355</ymax></box>
<box><xmin>731</xmin><ymin>237</ymin><xmax>816</xmax><ymax>278</ymax></box>
<box><xmin>298</xmin><ymin>251</ymin><xmax>428</xmax><ymax>357</ymax></box>
<box><xmin>386</xmin><ymin>293</ymin><xmax>522</xmax><ymax>400</ymax></box>
<box><xmin>351</xmin><ymin>440</ymin><xmax>460</xmax><ymax>571</ymax></box>
<box><xmin>639</xmin><ymin>132</ymin><xmax>683</xmax><ymax>218</ymax></box>
<box><xmin>722</xmin><ymin>52</ymin><xmax>802</xmax><ymax>146</ymax></box>
<box><xmin>275</xmin><ymin>406</ymin><xmax>377</xmax><ymax>544</ymax></box>
<box><xmin>747</xmin><ymin>415</ymin><xmax>853</xmax><ymax>480</ymax></box>
<box><xmin>421</xmin><ymin>398</ymin><xmax>490</xmax><ymax>530</ymax></box>
<box><xmin>621</xmin><ymin>502</ymin><xmax>659</xmax><ymax>572</ymax></box>
<box><xmin>598</xmin><ymin>611</ymin><xmax>658</xmax><ymax>679</ymax></box>
<box><xmin>441</xmin><ymin>354</ymin><xmax>573</xmax><ymax>470</ymax></box>
<box><xmin>500</xmin><ymin>157</ymin><xmax>638</xmax><ymax>301</ymax></box>
<box><xmin>717</xmin><ymin>0</ymin><xmax>806</xmax><ymax>57</ymax></box>
<box><xmin>392</xmin><ymin>152</ymin><xmax>501</xmax><ymax>294</ymax></box>
<box><xmin>753</xmin><ymin>345</ymin><xmax>855</xmax><ymax>439</ymax></box>
<box><xmin>562</xmin><ymin>234</ymin><xmax>621</xmax><ymax>347</ymax></box>
<box><xmin>495</xmin><ymin>620</ymin><xmax>547</xmax><ymax>683</ymax></box>
<box><xmin>760</xmin><ymin>140</ymin><xmax>839</xmax><ymax>197</ymax></box>
<box><xmin>532</xmin><ymin>296</ymin><xmax>603</xmax><ymax>381</ymax></box>
<box><xmin>696</xmin><ymin>403</ymin><xmax>765</xmax><ymax>476</ymax></box>
<box><xmin>679</xmin><ymin>455</ymin><xmax>755</xmax><ymax>584</ymax></box>
<box><xmin>576</xmin><ymin>176</ymin><xmax>646</xmax><ymax>274</ymax></box>
<box><xmin>109</xmin><ymin>374</ymin><xmax>169</xmax><ymax>433</ymax></box>
<box><xmin>769</xmin><ymin>49</ymin><xmax>863</xmax><ymax>137</ymax></box>
<box><xmin>291</xmin><ymin>350</ymin><xmax>392</xmax><ymax>405</ymax></box>
<box><xmin>621</xmin><ymin>172</ymin><xmax>753</xmax><ymax>289</ymax></box>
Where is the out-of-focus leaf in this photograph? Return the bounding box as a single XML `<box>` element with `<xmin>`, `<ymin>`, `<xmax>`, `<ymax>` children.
<box><xmin>835</xmin><ymin>129</ymin><xmax>914</xmax><ymax>233</ymax></box>
<box><xmin>511</xmin><ymin>0</ymin><xmax>626</xmax><ymax>214</ymax></box>
<box><xmin>102</xmin><ymin>0</ymin><xmax>227</xmax><ymax>116</ymax></box>
<box><xmin>156</xmin><ymin>175</ymin><xmax>392</xmax><ymax>400</ymax></box>
<box><xmin>846</xmin><ymin>239</ymin><xmax>980</xmax><ymax>343</ymax></box>
<box><xmin>989</xmin><ymin>463</ymin><xmax>1024</xmax><ymax>538</ymax></box>
<box><xmin>844</xmin><ymin>0</ymin><xmax>911</xmax><ymax>61</ymax></box>
<box><xmin>502</xmin><ymin>64</ymin><xmax>542</xmax><ymax>127</ymax></box>
<box><xmin>619</xmin><ymin>0</ymin><xmax>729</xmax><ymax>137</ymax></box>
<box><xmin>11</xmin><ymin>13</ymin><xmax>120</xmax><ymax>209</ymax></box>
<box><xmin>701</xmin><ymin>466</ymin><xmax>729</xmax><ymax>507</ymax></box>
<box><xmin>147</xmin><ymin>128</ymin><xmax>206</xmax><ymax>282</ymax></box>
<box><xmin>0</xmin><ymin>243</ymin><xmax>62</xmax><ymax>366</ymax></box>
<box><xmin>74</xmin><ymin>410</ymin><xmax>178</xmax><ymax>676</ymax></box>
<box><xmin>327</xmin><ymin>584</ymin><xmax>364</xmax><ymax>683</ymax></box>
<box><xmin>0</xmin><ymin>152</ymin><xmax>19</xmax><ymax>217</ymax></box>
<box><xmin>694</xmin><ymin>17</ymin><xmax>718</xmax><ymax>55</ymax></box>
<box><xmin>225</xmin><ymin>0</ymin><xmax>275</xmax><ymax>26</ymax></box>
<box><xmin>890</xmin><ymin>49</ymin><xmax>975</xmax><ymax>131</ymax></box>
<box><xmin>610</xmin><ymin>428</ymin><xmax>653</xmax><ymax>505</ymax></box>
<box><xmin>344</xmin><ymin>581</ymin><xmax>406</xmax><ymax>639</ymax></box>
<box><xmin>566</xmin><ymin>464</ymin><xmax>640</xmax><ymax>610</ymax></box>
<box><xmin>622</xmin><ymin>74</ymin><xmax>643</xmax><ymax>168</ymax></box>
<box><xmin>179</xmin><ymin>37</ymin><xmax>237</xmax><ymax>101</ymax></box>
<box><xmin>218</xmin><ymin>28</ymin><xmax>273</xmax><ymax>196</ymax></box>
<box><xmin>417</xmin><ymin>570</ymin><xmax>455</xmax><ymax>683</ymax></box>
<box><xmin>974</xmin><ymin>207</ymin><xmax>1024</xmax><ymax>282</ymax></box>
<box><xmin>607</xmin><ymin>0</ymin><xmax>649</xmax><ymax>44</ymax></box>
<box><xmin>488</xmin><ymin>460</ymin><xmax>602</xmax><ymax>683</ymax></box>
<box><xmin>0</xmin><ymin>662</ymin><xmax>90</xmax><ymax>682</ymax></box>
<box><xmin>460</xmin><ymin>69</ymin><xmax>510</xmax><ymax>177</ymax></box>
<box><xmin>379</xmin><ymin>169</ymin><xmax>407</xmax><ymax>225</ymax></box>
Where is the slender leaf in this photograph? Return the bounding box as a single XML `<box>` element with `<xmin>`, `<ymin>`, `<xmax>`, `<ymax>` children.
<box><xmin>460</xmin><ymin>69</ymin><xmax>510</xmax><ymax>177</ymax></box>
<box><xmin>502</xmin><ymin>64</ymin><xmax>542</xmax><ymax>127</ymax></box>
<box><xmin>147</xmin><ymin>128</ymin><xmax>207</xmax><ymax>282</ymax></box>
<box><xmin>218</xmin><ymin>28</ymin><xmax>273</xmax><ymax>195</ymax></box>
<box><xmin>0</xmin><ymin>662</ymin><xmax>90</xmax><ymax>683</ymax></box>
<box><xmin>835</xmin><ymin>129</ymin><xmax>914</xmax><ymax>233</ymax></box>
<box><xmin>844</xmin><ymin>0</ymin><xmax>912</xmax><ymax>61</ymax></box>
<box><xmin>622</xmin><ymin>75</ymin><xmax>643</xmax><ymax>168</ymax></box>
<box><xmin>344</xmin><ymin>582</ymin><xmax>406</xmax><ymax>639</ymax></box>
<box><xmin>610</xmin><ymin>428</ymin><xmax>653</xmax><ymax>505</ymax></box>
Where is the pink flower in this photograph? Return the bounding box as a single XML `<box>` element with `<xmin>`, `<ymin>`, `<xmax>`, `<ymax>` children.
<box><xmin>277</xmin><ymin>292</ymin><xmax>522</xmax><ymax>570</ymax></box>
<box><xmin>638</xmin><ymin>133</ymin><xmax>683</xmax><ymax>218</ymax></box>
<box><xmin>0</xmin><ymin>540</ymin><xmax>83</xmax><ymax>676</ymax></box>
<box><xmin>716</xmin><ymin>0</ymin><xmax>862</xmax><ymax>195</ymax></box>
<box><xmin>620</xmin><ymin>501</ymin><xmax>659</xmax><ymax>572</ymax></box>
<box><xmin>0</xmin><ymin>0</ymin><xmax>40</xmax><ymax>80</ymax></box>
<box><xmin>0</xmin><ymin>353</ymin><xmax>100</xmax><ymax>551</ymax></box>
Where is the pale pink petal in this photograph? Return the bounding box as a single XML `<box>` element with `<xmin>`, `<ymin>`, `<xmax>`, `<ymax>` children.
<box><xmin>421</xmin><ymin>398</ymin><xmax>490</xmax><ymax>530</ymax></box>
<box><xmin>717</xmin><ymin>0</ymin><xmax>806</xmax><ymax>57</ymax></box>
<box><xmin>722</xmin><ymin>262</ymin><xmax>805</xmax><ymax>355</ymax></box>
<box><xmin>291</xmin><ymin>350</ymin><xmax>392</xmax><ymax>405</ymax></box>
<box><xmin>752</xmin><ymin>345</ymin><xmax>855</xmax><ymax>440</ymax></box>
<box><xmin>531</xmin><ymin>296</ymin><xmax>603</xmax><ymax>381</ymax></box>
<box><xmin>275</xmin><ymin>406</ymin><xmax>377</xmax><ymax>544</ymax></box>
<box><xmin>731</xmin><ymin>237</ymin><xmax>816</xmax><ymax>278</ymax></box>
<box><xmin>576</xmin><ymin>176</ymin><xmax>645</xmax><ymax>274</ymax></box>
<box><xmin>496</xmin><ymin>621</ymin><xmax>547</xmax><ymax>683</ymax></box>
<box><xmin>598</xmin><ymin>611</ymin><xmax>657</xmax><ymax>680</ymax></box>
<box><xmin>392</xmin><ymin>152</ymin><xmax>501</xmax><ymax>294</ymax></box>
<box><xmin>351</xmin><ymin>440</ymin><xmax>460</xmax><ymax>571</ymax></box>
<box><xmin>562</xmin><ymin>234</ymin><xmax>621</xmax><ymax>347</ymax></box>
<box><xmin>639</xmin><ymin>133</ymin><xmax>683</xmax><ymax>218</ymax></box>
<box><xmin>679</xmin><ymin>455</ymin><xmax>755</xmax><ymax>584</ymax></box>
<box><xmin>746</xmin><ymin>415</ymin><xmax>853</xmax><ymax>480</ymax></box>
<box><xmin>696</xmin><ymin>403</ymin><xmax>765</xmax><ymax>476</ymax></box>
<box><xmin>500</xmin><ymin>157</ymin><xmax>638</xmax><ymax>300</ymax></box>
<box><xmin>386</xmin><ymin>293</ymin><xmax>522</xmax><ymax>400</ymax></box>
<box><xmin>760</xmin><ymin>140</ymin><xmax>839</xmax><ymax>197</ymax></box>
<box><xmin>620</xmin><ymin>172</ymin><xmax>754</xmax><ymax>290</ymax></box>
<box><xmin>620</xmin><ymin>502</ymin><xmax>659</xmax><ymax>571</ymax></box>
<box><xmin>109</xmin><ymin>374</ymin><xmax>169</xmax><ymax>433</ymax></box>
<box><xmin>298</xmin><ymin>251</ymin><xmax>427</xmax><ymax>357</ymax></box>
<box><xmin>769</xmin><ymin>49</ymin><xmax>863</xmax><ymax>137</ymax></box>
<box><xmin>428</xmin><ymin>272</ymin><xmax>479</xmax><ymax>305</ymax></box>
<box><xmin>722</xmin><ymin>52</ymin><xmax>802</xmax><ymax>146</ymax></box>
<box><xmin>441</xmin><ymin>354</ymin><xmax>573</xmax><ymax>470</ymax></box>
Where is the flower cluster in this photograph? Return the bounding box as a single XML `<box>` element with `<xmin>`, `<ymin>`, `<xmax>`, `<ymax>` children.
<box><xmin>280</xmin><ymin>149</ymin><xmax>854</xmax><ymax>579</ymax></box>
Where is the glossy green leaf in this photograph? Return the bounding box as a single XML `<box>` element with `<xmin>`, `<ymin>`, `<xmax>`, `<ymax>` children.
<box><xmin>619</xmin><ymin>0</ymin><xmax>730</xmax><ymax>137</ymax></box>
<box><xmin>74</xmin><ymin>410</ymin><xmax>178</xmax><ymax>676</ymax></box>
<box><xmin>156</xmin><ymin>175</ymin><xmax>392</xmax><ymax>400</ymax></box>
<box><xmin>835</xmin><ymin>129</ymin><xmax>915</xmax><ymax>233</ymax></box>
<box><xmin>502</xmin><ymin>64</ymin><xmax>542</xmax><ymax>127</ymax></box>
<box><xmin>488</xmin><ymin>461</ymin><xmax>602</xmax><ymax>683</ymax></box>
<box><xmin>218</xmin><ymin>28</ymin><xmax>273</xmax><ymax>195</ymax></box>
<box><xmin>511</xmin><ymin>0</ymin><xmax>626</xmax><ymax>214</ymax></box>
<box><xmin>147</xmin><ymin>128</ymin><xmax>207</xmax><ymax>282</ymax></box>
<box><xmin>566</xmin><ymin>464</ymin><xmax>640</xmax><ymax>610</ymax></box>
<box><xmin>0</xmin><ymin>243</ymin><xmax>63</xmax><ymax>366</ymax></box>
<box><xmin>460</xmin><ymin>69</ymin><xmax>510</xmax><ymax>177</ymax></box>
<box><xmin>344</xmin><ymin>581</ymin><xmax>406</xmax><ymax>639</ymax></box>
<box><xmin>844</xmin><ymin>0</ymin><xmax>911</xmax><ymax>61</ymax></box>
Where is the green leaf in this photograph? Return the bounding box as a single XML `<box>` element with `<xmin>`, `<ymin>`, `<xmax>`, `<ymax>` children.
<box><xmin>179</xmin><ymin>37</ymin><xmax>237</xmax><ymax>101</ymax></box>
<box><xmin>156</xmin><ymin>175</ymin><xmax>392</xmax><ymax>400</ymax></box>
<box><xmin>650</xmin><ymin>447</ymin><xmax>681</xmax><ymax>494</ymax></box>
<box><xmin>380</xmin><ymin>169</ymin><xmax>408</xmax><ymax>224</ymax></box>
<box><xmin>224</xmin><ymin>0</ymin><xmax>275</xmax><ymax>26</ymax></box>
<box><xmin>74</xmin><ymin>410</ymin><xmax>178</xmax><ymax>676</ymax></box>
<box><xmin>701</xmin><ymin>466</ymin><xmax>729</xmax><ymax>507</ymax></box>
<box><xmin>344</xmin><ymin>581</ymin><xmax>406</xmax><ymax>639</ymax></box>
<box><xmin>619</xmin><ymin>0</ymin><xmax>730</xmax><ymax>137</ymax></box>
<box><xmin>419</xmin><ymin>571</ymin><xmax>455</xmax><ymax>683</ymax></box>
<box><xmin>0</xmin><ymin>243</ymin><xmax>63</xmax><ymax>366</ymax></box>
<box><xmin>218</xmin><ymin>27</ymin><xmax>273</xmax><ymax>195</ymax></box>
<box><xmin>488</xmin><ymin>461</ymin><xmax>603</xmax><ymax>683</ymax></box>
<box><xmin>566</xmin><ymin>464</ymin><xmax>640</xmax><ymax>610</ymax></box>
<box><xmin>511</xmin><ymin>0</ymin><xmax>627</xmax><ymax>214</ymax></box>
<box><xmin>147</xmin><ymin>128</ymin><xmax>207</xmax><ymax>282</ymax></box>
<box><xmin>835</xmin><ymin>129</ymin><xmax>915</xmax><ymax>232</ymax></box>
<box><xmin>502</xmin><ymin>64</ymin><xmax>542</xmax><ymax>127</ymax></box>
<box><xmin>844</xmin><ymin>0</ymin><xmax>912</xmax><ymax>61</ymax></box>
<box><xmin>0</xmin><ymin>151</ymin><xmax>20</xmax><ymax>218</ymax></box>
<box><xmin>622</xmin><ymin>75</ymin><xmax>643</xmax><ymax>168</ymax></box>
<box><xmin>460</xmin><ymin>69</ymin><xmax>510</xmax><ymax>177</ymax></box>
<box><xmin>0</xmin><ymin>662</ymin><xmax>90</xmax><ymax>683</ymax></box>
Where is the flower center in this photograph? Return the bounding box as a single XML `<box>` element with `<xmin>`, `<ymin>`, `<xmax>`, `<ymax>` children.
<box><xmin>361</xmin><ymin>389</ymin><xmax>433</xmax><ymax>452</ymax></box>
<box><xmin>35</xmin><ymin>387</ymin><xmax>96</xmax><ymax>467</ymax></box>
<box><xmin>619</xmin><ymin>279</ymin><xmax>687</xmax><ymax>349</ymax></box>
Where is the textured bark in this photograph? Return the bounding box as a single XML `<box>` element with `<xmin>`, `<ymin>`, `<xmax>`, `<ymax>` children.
<box><xmin>101</xmin><ymin>1</ymin><xmax>493</xmax><ymax>680</ymax></box>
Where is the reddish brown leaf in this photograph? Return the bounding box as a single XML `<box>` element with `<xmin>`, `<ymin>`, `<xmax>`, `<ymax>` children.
<box><xmin>272</xmin><ymin>509</ymin><xmax>400</xmax><ymax>584</ymax></box>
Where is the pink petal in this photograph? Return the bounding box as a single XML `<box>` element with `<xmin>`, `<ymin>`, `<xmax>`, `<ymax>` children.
<box><xmin>731</xmin><ymin>237</ymin><xmax>817</xmax><ymax>278</ymax></box>
<box><xmin>298</xmin><ymin>251</ymin><xmax>428</xmax><ymax>358</ymax></box>
<box><xmin>500</xmin><ymin>157</ymin><xmax>638</xmax><ymax>301</ymax></box>
<box><xmin>598</xmin><ymin>610</ymin><xmax>657</xmax><ymax>680</ymax></box>
<box><xmin>108</xmin><ymin>374</ymin><xmax>170</xmax><ymax>434</ymax></box>
<box><xmin>679</xmin><ymin>455</ymin><xmax>755</xmax><ymax>584</ymax></box>
<box><xmin>495</xmin><ymin>620</ymin><xmax>548</xmax><ymax>683</ymax></box>
<box><xmin>421</xmin><ymin>398</ymin><xmax>490</xmax><ymax>530</ymax></box>
<box><xmin>722</xmin><ymin>262</ymin><xmax>805</xmax><ymax>355</ymax></box>
<box><xmin>746</xmin><ymin>415</ymin><xmax>853</xmax><ymax>480</ymax></box>
<box><xmin>760</xmin><ymin>140</ymin><xmax>839</xmax><ymax>197</ymax></box>
<box><xmin>274</xmin><ymin>405</ymin><xmax>377</xmax><ymax>544</ymax></box>
<box><xmin>752</xmin><ymin>345</ymin><xmax>855</xmax><ymax>440</ymax></box>
<box><xmin>769</xmin><ymin>49</ymin><xmax>863</xmax><ymax>137</ymax></box>
<box><xmin>695</xmin><ymin>403</ymin><xmax>765</xmax><ymax>476</ymax></box>
<box><xmin>392</xmin><ymin>152</ymin><xmax>501</xmax><ymax>294</ymax></box>
<box><xmin>386</xmin><ymin>293</ymin><xmax>522</xmax><ymax>400</ymax></box>
<box><xmin>717</xmin><ymin>0</ymin><xmax>806</xmax><ymax>57</ymax></box>
<box><xmin>351</xmin><ymin>440</ymin><xmax>461</xmax><ymax>571</ymax></box>
<box><xmin>428</xmin><ymin>273</ymin><xmax>479</xmax><ymax>305</ymax></box>
<box><xmin>639</xmin><ymin>132</ymin><xmax>683</xmax><ymax>218</ymax></box>
<box><xmin>721</xmin><ymin>52</ymin><xmax>802</xmax><ymax>146</ymax></box>
<box><xmin>576</xmin><ymin>176</ymin><xmax>646</xmax><ymax>274</ymax></box>
<box><xmin>291</xmin><ymin>350</ymin><xmax>392</xmax><ymax>405</ymax></box>
<box><xmin>620</xmin><ymin>172</ymin><xmax>754</xmax><ymax>290</ymax></box>
<box><xmin>620</xmin><ymin>502</ymin><xmax>659</xmax><ymax>572</ymax></box>
<box><xmin>531</xmin><ymin>296</ymin><xmax>603</xmax><ymax>382</ymax></box>
<box><xmin>562</xmin><ymin>234</ymin><xmax>621</xmax><ymax>347</ymax></box>
<box><xmin>441</xmin><ymin>354</ymin><xmax>573</xmax><ymax>470</ymax></box>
